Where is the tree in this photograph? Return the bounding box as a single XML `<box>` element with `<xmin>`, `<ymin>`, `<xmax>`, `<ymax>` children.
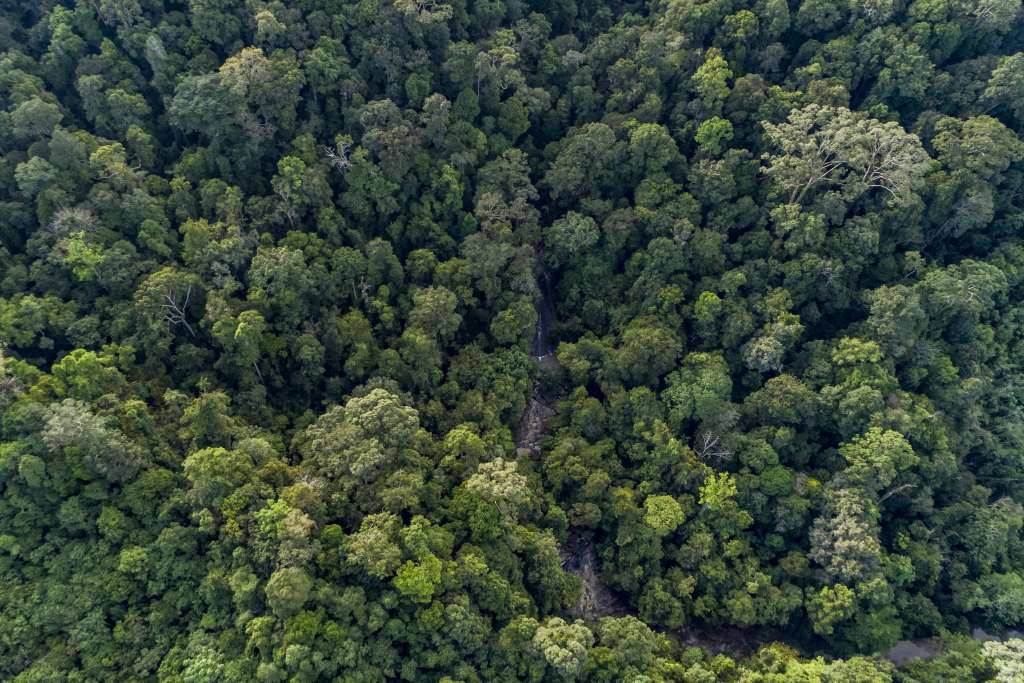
<box><xmin>643</xmin><ymin>495</ymin><xmax>686</xmax><ymax>536</ymax></box>
<box><xmin>627</xmin><ymin>123</ymin><xmax>681</xmax><ymax>179</ymax></box>
<box><xmin>762</xmin><ymin>104</ymin><xmax>931</xmax><ymax>206</ymax></box>
<box><xmin>839</xmin><ymin>428</ymin><xmax>917</xmax><ymax>492</ymax></box>
<box><xmin>971</xmin><ymin>0</ymin><xmax>1022</xmax><ymax>33</ymax></box>
<box><xmin>806</xmin><ymin>584</ymin><xmax>857</xmax><ymax>636</ymax></box>
<box><xmin>588</xmin><ymin>616</ymin><xmax>670</xmax><ymax>679</ymax></box>
<box><xmin>931</xmin><ymin>115</ymin><xmax>1024</xmax><ymax>183</ymax></box>
<box><xmin>609</xmin><ymin>319</ymin><xmax>682</xmax><ymax>388</ymax></box>
<box><xmin>168</xmin><ymin>73</ymin><xmax>236</xmax><ymax>141</ymax></box>
<box><xmin>545</xmin><ymin>212</ymin><xmax>600</xmax><ymax>267</ymax></box>
<box><xmin>247</xmin><ymin>246</ymin><xmax>315</xmax><ymax>330</ymax></box>
<box><xmin>659</xmin><ymin>356</ymin><xmax>733</xmax><ymax>430</ymax></box>
<box><xmin>344</xmin><ymin>512</ymin><xmax>403</xmax><ymax>580</ymax></box>
<box><xmin>465</xmin><ymin>458</ymin><xmax>531</xmax><ymax>523</ymax></box>
<box><xmin>822</xmin><ymin>656</ymin><xmax>894</xmax><ymax>682</ymax></box>
<box><xmin>408</xmin><ymin>286</ymin><xmax>461</xmax><ymax>340</ymax></box>
<box><xmin>358</xmin><ymin>99</ymin><xmax>419</xmax><ymax>182</ymax></box>
<box><xmin>299</xmin><ymin>388</ymin><xmax>424</xmax><ymax>514</ymax></box>
<box><xmin>865</xmin><ymin>285</ymin><xmax>927</xmax><ymax>360</ymax></box>
<box><xmin>699</xmin><ymin>471</ymin><xmax>739</xmax><ymax>512</ymax></box>
<box><xmin>42</xmin><ymin>399</ymin><xmax>143</xmax><ymax>483</ymax></box>
<box><xmin>692</xmin><ymin>48</ymin><xmax>733</xmax><ymax>117</ymax></box>
<box><xmin>742</xmin><ymin>335</ymin><xmax>786</xmax><ymax>374</ymax></box>
<box><xmin>979</xmin><ymin>573</ymin><xmax>1024</xmax><ymax>627</ymax></box>
<box><xmin>984</xmin><ymin>53</ymin><xmax>1024</xmax><ymax>125</ymax></box>
<box><xmin>808</xmin><ymin>487</ymin><xmax>884</xmax><ymax>585</ymax></box>
<box><xmin>393</xmin><ymin>554</ymin><xmax>443</xmax><ymax>604</ymax></box>
<box><xmin>532</xmin><ymin>617</ymin><xmax>594</xmax><ymax>679</ymax></box>
<box><xmin>491</xmin><ymin>296</ymin><xmax>538</xmax><ymax>347</ymax></box>
<box><xmin>9</xmin><ymin>97</ymin><xmax>61</xmax><ymax>140</ymax></box>
<box><xmin>182</xmin><ymin>446</ymin><xmax>256</xmax><ymax>510</ymax></box>
<box><xmin>542</xmin><ymin>123</ymin><xmax>619</xmax><ymax>202</ymax></box>
<box><xmin>14</xmin><ymin>156</ymin><xmax>58</xmax><ymax>198</ymax></box>
<box><xmin>179</xmin><ymin>391</ymin><xmax>238</xmax><ymax>450</ymax></box>
<box><xmin>695</xmin><ymin>117</ymin><xmax>734</xmax><ymax>156</ymax></box>
<box><xmin>133</xmin><ymin>268</ymin><xmax>204</xmax><ymax>344</ymax></box>
<box><xmin>963</xmin><ymin>498</ymin><xmax>1024</xmax><ymax>576</ymax></box>
<box><xmin>48</xmin><ymin>349</ymin><xmax>126</xmax><ymax>402</ymax></box>
<box><xmin>227</xmin><ymin>310</ymin><xmax>268</xmax><ymax>379</ymax></box>
<box><xmin>983</xmin><ymin>638</ymin><xmax>1024</xmax><ymax>683</ymax></box>
<box><xmin>265</xmin><ymin>567</ymin><xmax>313</xmax><ymax>618</ymax></box>
<box><xmin>472</xmin><ymin>31</ymin><xmax>522</xmax><ymax>99</ymax></box>
<box><xmin>217</xmin><ymin>47</ymin><xmax>304</xmax><ymax>144</ymax></box>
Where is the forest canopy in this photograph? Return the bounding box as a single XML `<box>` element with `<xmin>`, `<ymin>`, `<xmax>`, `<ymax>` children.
<box><xmin>2</xmin><ymin>0</ymin><xmax>1024</xmax><ymax>681</ymax></box>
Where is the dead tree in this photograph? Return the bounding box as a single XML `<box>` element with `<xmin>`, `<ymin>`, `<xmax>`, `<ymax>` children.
<box><xmin>321</xmin><ymin>139</ymin><xmax>352</xmax><ymax>173</ymax></box>
<box><xmin>880</xmin><ymin>483</ymin><xmax>916</xmax><ymax>504</ymax></box>
<box><xmin>695</xmin><ymin>431</ymin><xmax>732</xmax><ymax>466</ymax></box>
<box><xmin>161</xmin><ymin>285</ymin><xmax>196</xmax><ymax>337</ymax></box>
<box><xmin>0</xmin><ymin>344</ymin><xmax>21</xmax><ymax>405</ymax></box>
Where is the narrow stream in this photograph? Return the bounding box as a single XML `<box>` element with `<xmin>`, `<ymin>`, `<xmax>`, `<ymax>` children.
<box><xmin>511</xmin><ymin>271</ymin><xmax>1023</xmax><ymax>666</ymax></box>
<box><xmin>667</xmin><ymin>623</ymin><xmax>1024</xmax><ymax>664</ymax></box>
<box><xmin>531</xmin><ymin>271</ymin><xmax>556</xmax><ymax>360</ymax></box>
<box><xmin>885</xmin><ymin>627</ymin><xmax>1024</xmax><ymax>664</ymax></box>
<box><xmin>514</xmin><ymin>272</ymin><xmax>557</xmax><ymax>455</ymax></box>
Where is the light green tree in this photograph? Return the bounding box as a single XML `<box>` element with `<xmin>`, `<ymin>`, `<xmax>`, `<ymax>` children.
<box><xmin>762</xmin><ymin>104</ymin><xmax>930</xmax><ymax>206</ymax></box>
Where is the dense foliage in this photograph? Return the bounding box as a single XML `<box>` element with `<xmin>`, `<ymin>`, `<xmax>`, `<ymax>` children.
<box><xmin>2</xmin><ymin>0</ymin><xmax>1024</xmax><ymax>680</ymax></box>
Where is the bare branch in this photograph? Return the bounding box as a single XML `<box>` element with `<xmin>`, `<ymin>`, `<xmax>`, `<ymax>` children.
<box><xmin>695</xmin><ymin>431</ymin><xmax>732</xmax><ymax>465</ymax></box>
<box><xmin>880</xmin><ymin>483</ymin><xmax>916</xmax><ymax>504</ymax></box>
<box><xmin>160</xmin><ymin>285</ymin><xmax>196</xmax><ymax>337</ymax></box>
<box><xmin>321</xmin><ymin>140</ymin><xmax>352</xmax><ymax>173</ymax></box>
